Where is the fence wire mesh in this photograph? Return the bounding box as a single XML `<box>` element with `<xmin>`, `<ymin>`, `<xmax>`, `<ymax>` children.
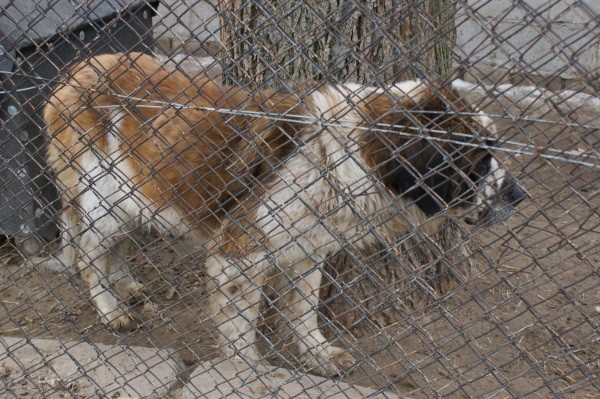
<box><xmin>0</xmin><ymin>0</ymin><xmax>598</xmax><ymax>398</ymax></box>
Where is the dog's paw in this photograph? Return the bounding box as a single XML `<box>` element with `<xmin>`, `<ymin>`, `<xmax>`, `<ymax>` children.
<box><xmin>300</xmin><ymin>346</ymin><xmax>355</xmax><ymax>377</ymax></box>
<box><xmin>102</xmin><ymin>308</ymin><xmax>136</xmax><ymax>332</ymax></box>
<box><xmin>113</xmin><ymin>278</ymin><xmax>148</xmax><ymax>304</ymax></box>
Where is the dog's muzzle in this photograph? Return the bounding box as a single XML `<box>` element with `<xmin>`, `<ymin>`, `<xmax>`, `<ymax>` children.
<box><xmin>466</xmin><ymin>179</ymin><xmax>526</xmax><ymax>227</ymax></box>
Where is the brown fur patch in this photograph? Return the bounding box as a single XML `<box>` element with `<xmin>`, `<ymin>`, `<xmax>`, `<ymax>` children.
<box><xmin>45</xmin><ymin>53</ymin><xmax>309</xmax><ymax>237</ymax></box>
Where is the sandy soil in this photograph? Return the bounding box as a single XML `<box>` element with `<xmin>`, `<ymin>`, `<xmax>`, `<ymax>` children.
<box><xmin>0</xmin><ymin>120</ymin><xmax>598</xmax><ymax>398</ymax></box>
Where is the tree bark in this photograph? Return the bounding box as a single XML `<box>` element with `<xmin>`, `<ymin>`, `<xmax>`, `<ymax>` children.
<box><xmin>220</xmin><ymin>0</ymin><xmax>456</xmax><ymax>86</ymax></box>
<box><xmin>220</xmin><ymin>0</ymin><xmax>471</xmax><ymax>330</ymax></box>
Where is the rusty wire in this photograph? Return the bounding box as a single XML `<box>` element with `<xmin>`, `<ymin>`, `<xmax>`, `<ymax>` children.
<box><xmin>0</xmin><ymin>1</ymin><xmax>598</xmax><ymax>398</ymax></box>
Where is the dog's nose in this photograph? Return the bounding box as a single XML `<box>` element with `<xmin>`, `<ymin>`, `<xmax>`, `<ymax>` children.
<box><xmin>507</xmin><ymin>183</ymin><xmax>526</xmax><ymax>206</ymax></box>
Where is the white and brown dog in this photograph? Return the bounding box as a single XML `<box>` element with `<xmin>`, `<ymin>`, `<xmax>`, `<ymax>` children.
<box><xmin>34</xmin><ymin>53</ymin><xmax>525</xmax><ymax>376</ymax></box>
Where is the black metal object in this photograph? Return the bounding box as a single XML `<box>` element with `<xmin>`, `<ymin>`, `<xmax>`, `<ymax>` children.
<box><xmin>0</xmin><ymin>0</ymin><xmax>159</xmax><ymax>244</ymax></box>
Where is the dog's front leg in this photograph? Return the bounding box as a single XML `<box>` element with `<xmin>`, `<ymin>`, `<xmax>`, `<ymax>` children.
<box><xmin>282</xmin><ymin>259</ymin><xmax>356</xmax><ymax>377</ymax></box>
<box><xmin>206</xmin><ymin>251</ymin><xmax>266</xmax><ymax>364</ymax></box>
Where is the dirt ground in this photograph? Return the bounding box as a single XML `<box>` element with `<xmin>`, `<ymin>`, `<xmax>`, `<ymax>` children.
<box><xmin>0</xmin><ymin>120</ymin><xmax>598</xmax><ymax>398</ymax></box>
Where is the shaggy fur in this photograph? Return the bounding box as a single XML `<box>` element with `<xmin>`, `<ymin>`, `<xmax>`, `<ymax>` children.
<box><xmin>35</xmin><ymin>53</ymin><xmax>524</xmax><ymax>376</ymax></box>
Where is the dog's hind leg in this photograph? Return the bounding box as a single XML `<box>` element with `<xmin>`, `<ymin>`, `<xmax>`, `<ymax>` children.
<box><xmin>70</xmin><ymin>170</ymin><xmax>144</xmax><ymax>332</ymax></box>
<box><xmin>108</xmin><ymin>235</ymin><xmax>148</xmax><ymax>305</ymax></box>
<box><xmin>76</xmin><ymin>215</ymin><xmax>136</xmax><ymax>332</ymax></box>
<box><xmin>25</xmin><ymin>206</ymin><xmax>80</xmax><ymax>274</ymax></box>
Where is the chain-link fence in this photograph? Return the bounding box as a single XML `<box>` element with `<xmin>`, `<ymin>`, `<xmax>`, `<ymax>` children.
<box><xmin>1</xmin><ymin>1</ymin><xmax>598</xmax><ymax>398</ymax></box>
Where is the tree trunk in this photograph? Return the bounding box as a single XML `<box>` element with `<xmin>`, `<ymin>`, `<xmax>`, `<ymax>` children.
<box><xmin>220</xmin><ymin>0</ymin><xmax>471</xmax><ymax>331</ymax></box>
<box><xmin>220</xmin><ymin>0</ymin><xmax>456</xmax><ymax>86</ymax></box>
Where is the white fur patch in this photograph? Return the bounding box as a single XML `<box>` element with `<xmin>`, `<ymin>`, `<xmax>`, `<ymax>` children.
<box><xmin>474</xmin><ymin>111</ymin><xmax>496</xmax><ymax>135</ymax></box>
<box><xmin>252</xmin><ymin>85</ymin><xmax>437</xmax><ymax>266</ymax></box>
<box><xmin>479</xmin><ymin>157</ymin><xmax>506</xmax><ymax>205</ymax></box>
<box><xmin>341</xmin><ymin>79</ymin><xmax>428</xmax><ymax>103</ymax></box>
<box><xmin>75</xmin><ymin>110</ymin><xmax>189</xmax><ymax>236</ymax></box>
<box><xmin>391</xmin><ymin>79</ymin><xmax>428</xmax><ymax>100</ymax></box>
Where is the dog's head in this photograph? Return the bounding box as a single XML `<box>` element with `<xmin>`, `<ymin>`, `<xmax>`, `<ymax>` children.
<box><xmin>361</xmin><ymin>81</ymin><xmax>526</xmax><ymax>226</ymax></box>
<box><xmin>460</xmin><ymin>124</ymin><xmax>527</xmax><ymax>227</ymax></box>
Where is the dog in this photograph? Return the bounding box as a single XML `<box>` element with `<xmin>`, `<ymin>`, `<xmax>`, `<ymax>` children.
<box><xmin>35</xmin><ymin>53</ymin><xmax>525</xmax><ymax>376</ymax></box>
